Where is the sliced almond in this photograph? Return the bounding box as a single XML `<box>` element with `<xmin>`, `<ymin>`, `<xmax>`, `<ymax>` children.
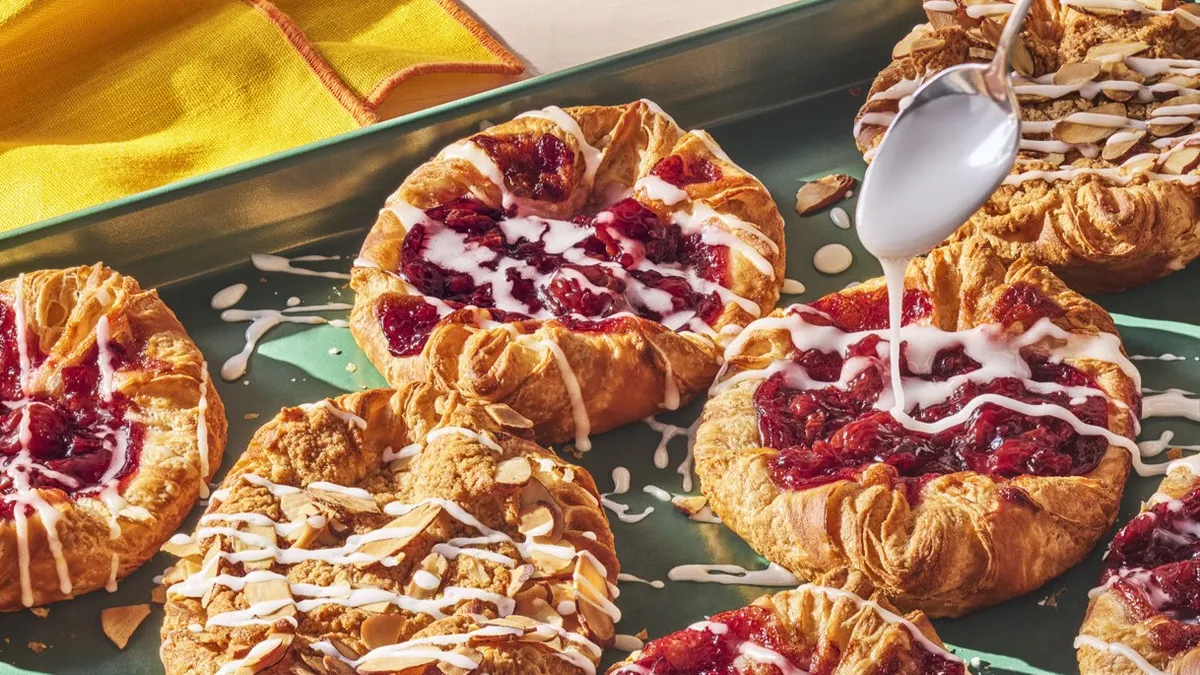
<box><xmin>361</xmin><ymin>614</ymin><xmax>405</xmax><ymax>650</ymax></box>
<box><xmin>235</xmin><ymin>633</ymin><xmax>293</xmax><ymax>674</ymax></box>
<box><xmin>245</xmin><ymin>578</ymin><xmax>296</xmax><ymax>621</ymax></box>
<box><xmin>794</xmin><ymin>173</ymin><xmax>856</xmax><ymax>215</ymax></box>
<box><xmin>1177</xmin><ymin>3</ymin><xmax>1200</xmax><ymax>29</ymax></box>
<box><xmin>1161</xmin><ymin>146</ymin><xmax>1200</xmax><ymax>174</ymax></box>
<box><xmin>671</xmin><ymin>495</ymin><xmax>708</xmax><ymax>517</ymax></box>
<box><xmin>1053</xmin><ymin>118</ymin><xmax>1116</xmax><ymax>144</ymax></box>
<box><xmin>161</xmin><ymin>537</ymin><xmax>200</xmax><ymax>560</ymax></box>
<box><xmin>355</xmin><ymin>503</ymin><xmax>444</xmax><ymax>564</ymax></box>
<box><xmin>911</xmin><ymin>36</ymin><xmax>946</xmax><ymax>54</ymax></box>
<box><xmin>1042</xmin><ymin>153</ymin><xmax>1066</xmax><ymax>167</ymax></box>
<box><xmin>1086</xmin><ymin>41</ymin><xmax>1149</xmax><ymax>62</ymax></box>
<box><xmin>328</xmin><ymin>637</ymin><xmax>361</xmax><ymax>660</ymax></box>
<box><xmin>404</xmin><ymin>553</ymin><xmax>449</xmax><ymax>600</ymax></box>
<box><xmin>495</xmin><ymin>457</ymin><xmax>532</xmax><ymax>486</ymax></box>
<box><xmin>1052</xmin><ymin>62</ymin><xmax>1101</xmax><ymax>86</ymax></box>
<box><xmin>519</xmin><ymin>504</ymin><xmax>562</xmax><ymax>543</ymax></box>
<box><xmin>507</xmin><ymin>564</ymin><xmax>536</xmax><ymax>598</ymax></box>
<box><xmin>459</xmin><ymin>556</ymin><xmax>492</xmax><ymax>585</ymax></box>
<box><xmin>1162</xmin><ymin>74</ymin><xmax>1200</xmax><ymax>89</ymax></box>
<box><xmin>290</xmin><ymin>519</ymin><xmax>328</xmax><ymax>550</ymax></box>
<box><xmin>1138</xmin><ymin>0</ymin><xmax>1173</xmax><ymax>9</ymax></box>
<box><xmin>892</xmin><ymin>25</ymin><xmax>932</xmax><ymax>59</ymax></box>
<box><xmin>357</xmin><ymin>653</ymin><xmax>441</xmax><ymax>674</ymax></box>
<box><xmin>100</xmin><ymin>604</ymin><xmax>151</xmax><ymax>650</ymax></box>
<box><xmin>322</xmin><ymin>655</ymin><xmax>358</xmax><ymax>675</ymax></box>
<box><xmin>1011</xmin><ymin>38</ymin><xmax>1034</xmax><ymax>77</ymax></box>
<box><xmin>1150</xmin><ymin>119</ymin><xmax>1192</xmax><ymax>137</ymax></box>
<box><xmin>150</xmin><ymin>584</ymin><xmax>167</xmax><ymax>604</ymax></box>
<box><xmin>574</xmin><ymin>555</ymin><xmax>615</xmax><ymax>644</ymax></box>
<box><xmin>200</xmin><ymin>545</ymin><xmax>224</xmax><ymax>608</ymax></box>
<box><xmin>308</xmin><ymin>488</ymin><xmax>380</xmax><ymax>515</ymax></box>
<box><xmin>279</xmin><ymin>492</ymin><xmax>320</xmax><ymax>522</ymax></box>
<box><xmin>968</xmin><ymin>46</ymin><xmax>997</xmax><ymax>62</ymax></box>
<box><xmin>517</xmin><ymin>595</ymin><xmax>563</xmax><ymax>627</ymax></box>
<box><xmin>485</xmin><ymin>403</ymin><xmax>534</xmax><ymax>429</ymax></box>
<box><xmin>1120</xmin><ymin>153</ymin><xmax>1157</xmax><ymax>176</ymax></box>
<box><xmin>531</xmin><ymin>547</ymin><xmax>576</xmax><ymax>578</ymax></box>
<box><xmin>235</xmin><ymin>524</ymin><xmax>278</xmax><ymax>572</ymax></box>
<box><xmin>1102</xmin><ymin>130</ymin><xmax>1145</xmax><ymax>161</ymax></box>
<box><xmin>438</xmin><ymin>647</ymin><xmax>483</xmax><ymax>675</ymax></box>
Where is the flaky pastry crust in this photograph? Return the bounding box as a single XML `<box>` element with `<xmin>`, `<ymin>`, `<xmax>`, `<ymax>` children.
<box><xmin>351</xmin><ymin>100</ymin><xmax>785</xmax><ymax>446</ymax></box>
<box><xmin>695</xmin><ymin>240</ymin><xmax>1139</xmax><ymax>617</ymax></box>
<box><xmin>160</xmin><ymin>384</ymin><xmax>619</xmax><ymax>675</ymax></box>
<box><xmin>1077</xmin><ymin>464</ymin><xmax>1200</xmax><ymax>674</ymax></box>
<box><xmin>0</xmin><ymin>265</ymin><xmax>227</xmax><ymax>610</ymax></box>
<box><xmin>855</xmin><ymin>0</ymin><xmax>1200</xmax><ymax>292</ymax></box>
<box><xmin>609</xmin><ymin>568</ymin><xmax>968</xmax><ymax>674</ymax></box>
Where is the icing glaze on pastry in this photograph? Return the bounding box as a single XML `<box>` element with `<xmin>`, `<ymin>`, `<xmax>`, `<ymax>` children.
<box><xmin>352</xmin><ymin>100</ymin><xmax>785</xmax><ymax>449</ymax></box>
<box><xmin>0</xmin><ymin>266</ymin><xmax>227</xmax><ymax>610</ymax></box>
<box><xmin>160</xmin><ymin>385</ymin><xmax>619</xmax><ymax>675</ymax></box>
<box><xmin>609</xmin><ymin>570</ymin><xmax>967</xmax><ymax>674</ymax></box>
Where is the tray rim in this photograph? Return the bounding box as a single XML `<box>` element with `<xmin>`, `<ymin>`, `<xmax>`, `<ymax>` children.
<box><xmin>3</xmin><ymin>0</ymin><xmax>831</xmax><ymax>246</ymax></box>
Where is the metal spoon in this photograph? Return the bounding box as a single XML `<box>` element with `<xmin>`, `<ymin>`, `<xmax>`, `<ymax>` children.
<box><xmin>855</xmin><ymin>0</ymin><xmax>1035</xmax><ymax>260</ymax></box>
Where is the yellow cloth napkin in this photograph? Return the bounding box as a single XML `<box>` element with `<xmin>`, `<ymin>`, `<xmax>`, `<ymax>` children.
<box><xmin>0</xmin><ymin>0</ymin><xmax>523</xmax><ymax>230</ymax></box>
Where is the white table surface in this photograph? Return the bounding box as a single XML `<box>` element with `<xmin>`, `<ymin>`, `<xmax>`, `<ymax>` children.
<box><xmin>460</xmin><ymin>0</ymin><xmax>794</xmax><ymax>75</ymax></box>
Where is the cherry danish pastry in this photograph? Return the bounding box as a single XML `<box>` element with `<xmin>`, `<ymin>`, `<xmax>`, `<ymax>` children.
<box><xmin>696</xmin><ymin>241</ymin><xmax>1140</xmax><ymax>617</ymax></box>
<box><xmin>351</xmin><ymin>100</ymin><xmax>785</xmax><ymax>449</ymax></box>
<box><xmin>0</xmin><ymin>265</ymin><xmax>226</xmax><ymax>610</ymax></box>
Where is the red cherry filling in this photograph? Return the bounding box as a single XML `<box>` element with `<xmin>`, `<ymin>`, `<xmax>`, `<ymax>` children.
<box><xmin>650</xmin><ymin>154</ymin><xmax>722</xmax><ymax>188</ymax></box>
<box><xmin>1102</xmin><ymin>486</ymin><xmax>1200</xmax><ymax>652</ymax></box>
<box><xmin>623</xmin><ymin>604</ymin><xmax>963</xmax><ymax>674</ymax></box>
<box><xmin>381</xmin><ymin>196</ymin><xmax>730</xmax><ymax>356</ymax></box>
<box><xmin>990</xmin><ymin>281</ymin><xmax>1065</xmax><ymax>327</ymax></box>
<box><xmin>754</xmin><ymin>289</ymin><xmax>1110</xmax><ymax>498</ymax></box>
<box><xmin>471</xmin><ymin>132</ymin><xmax>575</xmax><ymax>202</ymax></box>
<box><xmin>0</xmin><ymin>302</ymin><xmax>143</xmax><ymax>518</ymax></box>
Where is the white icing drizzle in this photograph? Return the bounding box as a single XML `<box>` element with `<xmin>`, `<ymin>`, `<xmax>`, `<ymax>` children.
<box><xmin>782</xmin><ymin>278</ymin><xmax>806</xmax><ymax>294</ymax></box>
<box><xmin>635</xmin><ymin>175</ymin><xmax>688</xmax><ymax>206</ymax></box>
<box><xmin>425</xmin><ymin>426</ymin><xmax>502</xmax><ymax>452</ymax></box>
<box><xmin>196</xmin><ymin>363</ymin><xmax>211</xmax><ymax>498</ymax></box>
<box><xmin>214</xmin><ymin>637</ymin><xmax>286</xmax><ymax>675</ymax></box>
<box><xmin>830</xmin><ymin>207</ymin><xmax>852</xmax><ymax>230</ymax></box>
<box><xmin>617</xmin><ymin>573</ymin><xmax>665</xmax><ymax>589</ymax></box>
<box><xmin>720</xmin><ymin>310</ymin><xmax>1154</xmax><ymax>472</ymax></box>
<box><xmin>210</xmin><ymin>283</ymin><xmax>247</xmax><ymax>310</ymax></box>
<box><xmin>95</xmin><ymin>315</ymin><xmax>116</xmax><ymax>402</ymax></box>
<box><xmin>175</xmin><ymin>470</ymin><xmax>611</xmax><ymax>674</ymax></box>
<box><xmin>14</xmin><ymin>273</ymin><xmax>29</xmax><ymax>392</ymax></box>
<box><xmin>535</xmin><ymin>338</ymin><xmax>591</xmax><ymax>452</ymax></box>
<box><xmin>1074</xmin><ymin>634</ymin><xmax>1166</xmax><ymax>675</ymax></box>
<box><xmin>642</xmin><ymin>485</ymin><xmax>672</xmax><ymax>501</ymax></box>
<box><xmin>106</xmin><ymin>552</ymin><xmax>120</xmax><ymax>593</ymax></box>
<box><xmin>218</xmin><ymin>302</ymin><xmax>351</xmax><ymax>381</ymax></box>
<box><xmin>860</xmin><ymin>48</ymin><xmax>1200</xmax><ymax>187</ymax></box>
<box><xmin>667</xmin><ymin>562</ymin><xmax>800</xmax><ymax>586</ymax></box>
<box><xmin>642</xmin><ymin>416</ymin><xmax>701</xmax><ymax>491</ymax></box>
<box><xmin>1142</xmin><ymin>390</ymin><xmax>1200</xmax><ymax>421</ymax></box>
<box><xmin>600</xmin><ymin>467</ymin><xmax>654</xmax><ymax>524</ymax></box>
<box><xmin>250</xmin><ymin>253</ymin><xmax>350</xmax><ymax>280</ymax></box>
<box><xmin>517</xmin><ymin>105</ymin><xmax>602</xmax><ymax>187</ymax></box>
<box><xmin>298</xmin><ymin>399</ymin><xmax>368</xmax><ymax>430</ymax></box>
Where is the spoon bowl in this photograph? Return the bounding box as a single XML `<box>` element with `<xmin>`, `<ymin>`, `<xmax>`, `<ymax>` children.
<box><xmin>854</xmin><ymin>0</ymin><xmax>1033</xmax><ymax>261</ymax></box>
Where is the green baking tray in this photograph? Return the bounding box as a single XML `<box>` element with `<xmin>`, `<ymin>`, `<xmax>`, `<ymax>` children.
<box><xmin>1</xmin><ymin>0</ymin><xmax>1197</xmax><ymax>673</ymax></box>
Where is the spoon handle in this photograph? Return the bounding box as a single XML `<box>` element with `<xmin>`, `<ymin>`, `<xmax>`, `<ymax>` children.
<box><xmin>987</xmin><ymin>0</ymin><xmax>1036</xmax><ymax>84</ymax></box>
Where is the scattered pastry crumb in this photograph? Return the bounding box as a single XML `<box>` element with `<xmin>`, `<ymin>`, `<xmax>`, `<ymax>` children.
<box><xmin>242</xmin><ymin>380</ymin><xmax>250</xmax><ymax>386</ymax></box>
<box><xmin>795</xmin><ymin>173</ymin><xmax>856</xmax><ymax>216</ymax></box>
<box><xmin>101</xmin><ymin>604</ymin><xmax>152</xmax><ymax>650</ymax></box>
<box><xmin>286</xmin><ymin>296</ymin><xmax>301</xmax><ymax>307</ymax></box>
<box><xmin>1168</xmin><ymin>447</ymin><xmax>1184</xmax><ymax>460</ymax></box>
<box><xmin>1037</xmin><ymin>588</ymin><xmax>1066</xmax><ymax>609</ymax></box>
<box><xmin>849</xmin><ymin>85</ymin><xmax>863</xmax><ymax>97</ymax></box>
<box><xmin>563</xmin><ymin>443</ymin><xmax>585</xmax><ymax>459</ymax></box>
<box><xmin>258</xmin><ymin>277</ymin><xmax>267</xmax><ymax>284</ymax></box>
<box><xmin>635</xmin><ymin>628</ymin><xmax>648</xmax><ymax>640</ymax></box>
<box><xmin>345</xmin><ymin>363</ymin><xmax>358</xmax><ymax>373</ymax></box>
<box><xmin>150</xmin><ymin>584</ymin><xmax>167</xmax><ymax>604</ymax></box>
<box><xmin>329</xmin><ymin>348</ymin><xmax>342</xmax><ymax>356</ymax></box>
<box><xmin>30</xmin><ymin>607</ymin><xmax>49</xmax><ymax>618</ymax></box>
<box><xmin>27</xmin><ymin>642</ymin><xmax>47</xmax><ymax>653</ymax></box>
<box><xmin>243</xmin><ymin>413</ymin><xmax>260</xmax><ymax>420</ymax></box>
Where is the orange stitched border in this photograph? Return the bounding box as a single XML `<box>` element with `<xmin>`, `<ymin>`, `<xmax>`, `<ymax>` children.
<box><xmin>365</xmin><ymin>0</ymin><xmax>526</xmax><ymax>107</ymax></box>
<box><xmin>241</xmin><ymin>0</ymin><xmax>524</xmax><ymax>125</ymax></box>
<box><xmin>241</xmin><ymin>0</ymin><xmax>377</xmax><ymax>124</ymax></box>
